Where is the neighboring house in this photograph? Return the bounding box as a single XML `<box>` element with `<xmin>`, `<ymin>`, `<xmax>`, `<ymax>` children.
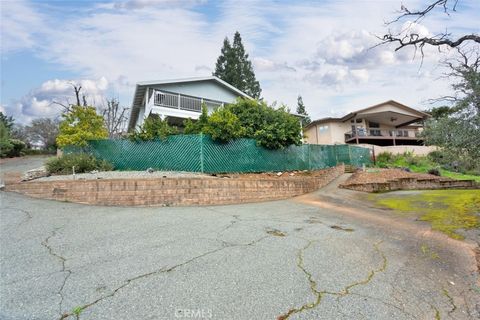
<box><xmin>304</xmin><ymin>100</ymin><xmax>430</xmax><ymax>146</ymax></box>
<box><xmin>128</xmin><ymin>76</ymin><xmax>251</xmax><ymax>131</ymax></box>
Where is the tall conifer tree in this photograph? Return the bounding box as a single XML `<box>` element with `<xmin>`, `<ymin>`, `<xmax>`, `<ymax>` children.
<box><xmin>213</xmin><ymin>31</ymin><xmax>261</xmax><ymax>99</ymax></box>
<box><xmin>296</xmin><ymin>95</ymin><xmax>311</xmax><ymax>126</ymax></box>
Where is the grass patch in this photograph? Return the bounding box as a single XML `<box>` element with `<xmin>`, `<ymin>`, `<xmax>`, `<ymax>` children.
<box><xmin>439</xmin><ymin>169</ymin><xmax>480</xmax><ymax>183</ymax></box>
<box><xmin>371</xmin><ymin>190</ymin><xmax>480</xmax><ymax>240</ymax></box>
<box><xmin>374</xmin><ymin>151</ymin><xmax>480</xmax><ymax>182</ymax></box>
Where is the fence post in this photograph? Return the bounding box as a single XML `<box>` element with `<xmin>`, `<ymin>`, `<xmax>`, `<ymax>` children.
<box><xmin>334</xmin><ymin>145</ymin><xmax>338</xmax><ymax>165</ymax></box>
<box><xmin>348</xmin><ymin>145</ymin><xmax>352</xmax><ymax>165</ymax></box>
<box><xmin>199</xmin><ymin>133</ymin><xmax>204</xmax><ymax>173</ymax></box>
<box><xmin>307</xmin><ymin>145</ymin><xmax>311</xmax><ymax>170</ymax></box>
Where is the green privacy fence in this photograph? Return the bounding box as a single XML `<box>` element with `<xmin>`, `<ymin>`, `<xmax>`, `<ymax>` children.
<box><xmin>64</xmin><ymin>134</ymin><xmax>371</xmax><ymax>173</ymax></box>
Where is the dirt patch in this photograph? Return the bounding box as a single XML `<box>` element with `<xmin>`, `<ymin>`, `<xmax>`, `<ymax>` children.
<box><xmin>342</xmin><ymin>169</ymin><xmax>445</xmax><ymax>185</ymax></box>
<box><xmin>226</xmin><ymin>168</ymin><xmax>334</xmax><ymax>180</ymax></box>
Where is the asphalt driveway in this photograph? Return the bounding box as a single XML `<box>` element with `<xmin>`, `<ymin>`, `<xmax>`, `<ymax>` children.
<box><xmin>1</xmin><ymin>159</ymin><xmax>479</xmax><ymax>320</ymax></box>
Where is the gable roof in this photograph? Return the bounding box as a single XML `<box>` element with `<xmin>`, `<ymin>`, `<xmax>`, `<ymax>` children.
<box><xmin>128</xmin><ymin>76</ymin><xmax>252</xmax><ymax>130</ymax></box>
<box><xmin>136</xmin><ymin>76</ymin><xmax>253</xmax><ymax>99</ymax></box>
<box><xmin>305</xmin><ymin>100</ymin><xmax>430</xmax><ymax>130</ymax></box>
<box><xmin>340</xmin><ymin>100</ymin><xmax>430</xmax><ymax>122</ymax></box>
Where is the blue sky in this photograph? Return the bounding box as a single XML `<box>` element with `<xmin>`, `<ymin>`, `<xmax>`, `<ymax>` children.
<box><xmin>1</xmin><ymin>0</ymin><xmax>479</xmax><ymax>124</ymax></box>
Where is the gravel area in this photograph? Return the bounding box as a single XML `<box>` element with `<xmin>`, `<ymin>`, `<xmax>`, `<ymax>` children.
<box><xmin>37</xmin><ymin>170</ymin><xmax>214</xmax><ymax>181</ymax></box>
<box><xmin>342</xmin><ymin>168</ymin><xmax>447</xmax><ymax>185</ymax></box>
<box><xmin>36</xmin><ymin>168</ymin><xmax>332</xmax><ymax>182</ymax></box>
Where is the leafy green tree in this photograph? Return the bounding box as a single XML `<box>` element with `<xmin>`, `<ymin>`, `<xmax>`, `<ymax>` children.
<box><xmin>225</xmin><ymin>98</ymin><xmax>302</xmax><ymax>148</ymax></box>
<box><xmin>422</xmin><ymin>51</ymin><xmax>480</xmax><ymax>170</ymax></box>
<box><xmin>56</xmin><ymin>106</ymin><xmax>108</xmax><ymax>147</ymax></box>
<box><xmin>184</xmin><ymin>105</ymin><xmax>209</xmax><ymax>134</ymax></box>
<box><xmin>129</xmin><ymin>116</ymin><xmax>178</xmax><ymax>141</ymax></box>
<box><xmin>203</xmin><ymin>108</ymin><xmax>245</xmax><ymax>142</ymax></box>
<box><xmin>253</xmin><ymin>104</ymin><xmax>302</xmax><ymax>149</ymax></box>
<box><xmin>0</xmin><ymin>112</ymin><xmax>14</xmax><ymax>131</ymax></box>
<box><xmin>0</xmin><ymin>121</ymin><xmax>13</xmax><ymax>158</ymax></box>
<box><xmin>296</xmin><ymin>95</ymin><xmax>311</xmax><ymax>126</ymax></box>
<box><xmin>213</xmin><ymin>31</ymin><xmax>262</xmax><ymax>99</ymax></box>
<box><xmin>427</xmin><ymin>106</ymin><xmax>456</xmax><ymax>120</ymax></box>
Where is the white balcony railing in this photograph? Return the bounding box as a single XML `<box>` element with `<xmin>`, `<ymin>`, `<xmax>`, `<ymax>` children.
<box><xmin>153</xmin><ymin>90</ymin><xmax>224</xmax><ymax>113</ymax></box>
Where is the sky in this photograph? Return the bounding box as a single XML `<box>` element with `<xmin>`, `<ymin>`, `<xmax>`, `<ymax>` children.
<box><xmin>1</xmin><ymin>0</ymin><xmax>479</xmax><ymax>125</ymax></box>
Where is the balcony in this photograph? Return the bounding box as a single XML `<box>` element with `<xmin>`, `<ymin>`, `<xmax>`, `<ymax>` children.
<box><xmin>152</xmin><ymin>90</ymin><xmax>224</xmax><ymax>113</ymax></box>
<box><xmin>345</xmin><ymin>128</ymin><xmax>424</xmax><ymax>146</ymax></box>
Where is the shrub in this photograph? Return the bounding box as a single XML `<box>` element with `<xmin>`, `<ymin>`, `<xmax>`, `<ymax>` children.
<box><xmin>203</xmin><ymin>108</ymin><xmax>245</xmax><ymax>142</ymax></box>
<box><xmin>57</xmin><ymin>106</ymin><xmax>108</xmax><ymax>147</ymax></box>
<box><xmin>375</xmin><ymin>152</ymin><xmax>393</xmax><ymax>167</ymax></box>
<box><xmin>129</xmin><ymin>116</ymin><xmax>178</xmax><ymax>141</ymax></box>
<box><xmin>7</xmin><ymin>139</ymin><xmax>26</xmax><ymax>157</ymax></box>
<box><xmin>0</xmin><ymin>139</ymin><xmax>13</xmax><ymax>158</ymax></box>
<box><xmin>46</xmin><ymin>153</ymin><xmax>113</xmax><ymax>175</ymax></box>
<box><xmin>427</xmin><ymin>150</ymin><xmax>445</xmax><ymax>164</ymax></box>
<box><xmin>428</xmin><ymin>168</ymin><xmax>441</xmax><ymax>176</ymax></box>
<box><xmin>184</xmin><ymin>105</ymin><xmax>209</xmax><ymax>134</ymax></box>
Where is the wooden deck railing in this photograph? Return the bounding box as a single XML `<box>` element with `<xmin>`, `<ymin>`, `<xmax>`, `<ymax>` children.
<box><xmin>345</xmin><ymin>128</ymin><xmax>422</xmax><ymax>141</ymax></box>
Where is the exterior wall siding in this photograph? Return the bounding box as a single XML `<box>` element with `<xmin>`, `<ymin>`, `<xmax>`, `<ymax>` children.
<box><xmin>151</xmin><ymin>81</ymin><xmax>240</xmax><ymax>103</ymax></box>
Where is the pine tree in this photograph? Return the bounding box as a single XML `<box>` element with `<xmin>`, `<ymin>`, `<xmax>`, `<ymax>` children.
<box><xmin>213</xmin><ymin>31</ymin><xmax>262</xmax><ymax>99</ymax></box>
<box><xmin>296</xmin><ymin>95</ymin><xmax>311</xmax><ymax>126</ymax></box>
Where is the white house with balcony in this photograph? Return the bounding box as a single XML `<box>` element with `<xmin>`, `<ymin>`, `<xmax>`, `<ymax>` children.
<box><xmin>128</xmin><ymin>76</ymin><xmax>252</xmax><ymax>131</ymax></box>
<box><xmin>303</xmin><ymin>100</ymin><xmax>430</xmax><ymax>146</ymax></box>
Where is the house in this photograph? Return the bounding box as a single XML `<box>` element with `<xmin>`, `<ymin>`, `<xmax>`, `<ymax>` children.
<box><xmin>304</xmin><ymin>100</ymin><xmax>430</xmax><ymax>146</ymax></box>
<box><xmin>128</xmin><ymin>76</ymin><xmax>251</xmax><ymax>131</ymax></box>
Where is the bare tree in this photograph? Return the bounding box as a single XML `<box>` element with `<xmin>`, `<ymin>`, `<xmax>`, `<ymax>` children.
<box><xmin>26</xmin><ymin>118</ymin><xmax>60</xmax><ymax>149</ymax></box>
<box><xmin>100</xmin><ymin>98</ymin><xmax>129</xmax><ymax>138</ymax></box>
<box><xmin>52</xmin><ymin>82</ymin><xmax>88</xmax><ymax>113</ymax></box>
<box><xmin>379</xmin><ymin>1</ymin><xmax>479</xmax><ymax>56</ymax></box>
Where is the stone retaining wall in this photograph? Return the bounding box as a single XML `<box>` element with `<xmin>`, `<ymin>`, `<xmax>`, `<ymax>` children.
<box><xmin>341</xmin><ymin>176</ymin><xmax>477</xmax><ymax>193</ymax></box>
<box><xmin>5</xmin><ymin>165</ymin><xmax>344</xmax><ymax>206</ymax></box>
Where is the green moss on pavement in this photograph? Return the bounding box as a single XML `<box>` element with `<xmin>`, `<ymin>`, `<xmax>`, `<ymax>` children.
<box><xmin>370</xmin><ymin>190</ymin><xmax>480</xmax><ymax>240</ymax></box>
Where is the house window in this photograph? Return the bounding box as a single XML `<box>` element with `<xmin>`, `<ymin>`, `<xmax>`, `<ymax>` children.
<box><xmin>351</xmin><ymin>119</ymin><xmax>362</xmax><ymax>123</ymax></box>
<box><xmin>368</xmin><ymin>121</ymin><xmax>381</xmax><ymax>136</ymax></box>
<box><xmin>318</xmin><ymin>125</ymin><xmax>329</xmax><ymax>133</ymax></box>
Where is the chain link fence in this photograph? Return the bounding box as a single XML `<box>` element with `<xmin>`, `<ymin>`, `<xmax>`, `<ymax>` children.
<box><xmin>64</xmin><ymin>134</ymin><xmax>371</xmax><ymax>173</ymax></box>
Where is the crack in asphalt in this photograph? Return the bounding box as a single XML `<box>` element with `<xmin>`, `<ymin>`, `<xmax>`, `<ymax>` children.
<box><xmin>3</xmin><ymin>206</ymin><xmax>33</xmax><ymax>228</ymax></box>
<box><xmin>334</xmin><ymin>241</ymin><xmax>387</xmax><ymax>296</ymax></box>
<box><xmin>277</xmin><ymin>240</ymin><xmax>389</xmax><ymax>320</ymax></box>
<box><xmin>349</xmin><ymin>292</ymin><xmax>416</xmax><ymax>319</ymax></box>
<box><xmin>442</xmin><ymin>288</ymin><xmax>457</xmax><ymax>316</ymax></box>
<box><xmin>58</xmin><ymin>234</ymin><xmax>271</xmax><ymax>320</ymax></box>
<box><xmin>41</xmin><ymin>228</ymin><xmax>72</xmax><ymax>317</ymax></box>
<box><xmin>277</xmin><ymin>240</ymin><xmax>323</xmax><ymax>320</ymax></box>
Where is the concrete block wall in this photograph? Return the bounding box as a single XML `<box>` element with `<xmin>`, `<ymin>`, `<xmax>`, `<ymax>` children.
<box><xmin>5</xmin><ymin>165</ymin><xmax>345</xmax><ymax>206</ymax></box>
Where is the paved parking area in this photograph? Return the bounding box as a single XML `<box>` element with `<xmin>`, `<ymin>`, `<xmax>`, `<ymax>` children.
<box><xmin>1</xmin><ymin>159</ymin><xmax>479</xmax><ymax>320</ymax></box>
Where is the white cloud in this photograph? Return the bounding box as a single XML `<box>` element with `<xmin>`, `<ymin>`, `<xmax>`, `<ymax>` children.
<box><xmin>6</xmin><ymin>78</ymin><xmax>110</xmax><ymax>123</ymax></box>
<box><xmin>350</xmin><ymin>69</ymin><xmax>369</xmax><ymax>83</ymax></box>
<box><xmin>253</xmin><ymin>58</ymin><xmax>296</xmax><ymax>72</ymax></box>
<box><xmin>0</xmin><ymin>0</ymin><xmax>45</xmax><ymax>54</ymax></box>
<box><xmin>107</xmin><ymin>0</ymin><xmax>206</xmax><ymax>10</ymax></box>
<box><xmin>1</xmin><ymin>0</ymin><xmax>479</xmax><ymax>124</ymax></box>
